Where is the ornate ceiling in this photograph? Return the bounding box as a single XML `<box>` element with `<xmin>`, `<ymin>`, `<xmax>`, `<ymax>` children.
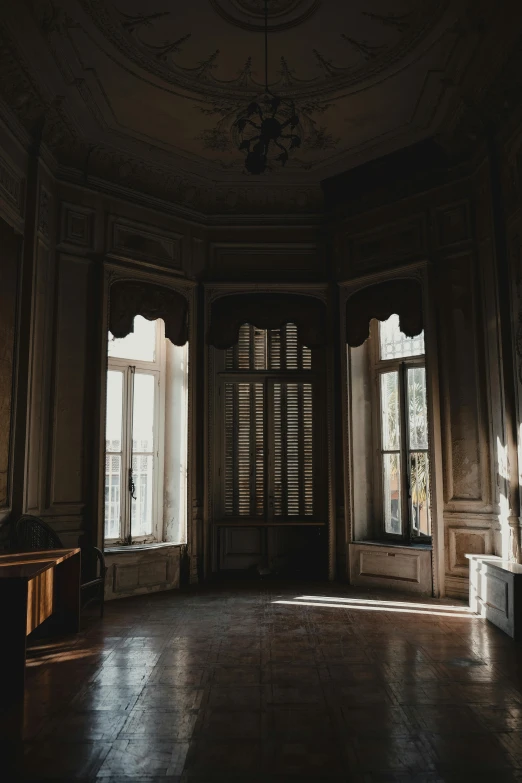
<box><xmin>0</xmin><ymin>0</ymin><xmax>520</xmax><ymax>215</ymax></box>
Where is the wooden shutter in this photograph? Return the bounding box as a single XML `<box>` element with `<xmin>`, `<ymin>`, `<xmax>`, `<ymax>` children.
<box><xmin>221</xmin><ymin>323</ymin><xmax>318</xmax><ymax>521</ymax></box>
<box><xmin>272</xmin><ymin>381</ymin><xmax>314</xmax><ymax>518</ymax></box>
<box><xmin>224</xmin><ymin>382</ymin><xmax>264</xmax><ymax>517</ymax></box>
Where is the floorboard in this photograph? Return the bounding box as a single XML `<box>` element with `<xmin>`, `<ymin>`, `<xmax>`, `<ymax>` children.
<box><xmin>15</xmin><ymin>580</ymin><xmax>522</xmax><ymax>781</ymax></box>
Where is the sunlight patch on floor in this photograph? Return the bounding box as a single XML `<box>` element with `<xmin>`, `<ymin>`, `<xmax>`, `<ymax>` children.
<box><xmin>272</xmin><ymin>595</ymin><xmax>474</xmax><ymax>618</ymax></box>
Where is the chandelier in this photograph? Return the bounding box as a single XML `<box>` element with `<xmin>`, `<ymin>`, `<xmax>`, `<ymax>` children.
<box><xmin>233</xmin><ymin>0</ymin><xmax>302</xmax><ymax>174</ymax></box>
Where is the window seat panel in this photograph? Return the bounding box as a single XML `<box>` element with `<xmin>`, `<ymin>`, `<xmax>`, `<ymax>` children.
<box><xmin>104</xmin><ymin>543</ymin><xmax>181</xmax><ymax>601</ymax></box>
<box><xmin>349</xmin><ymin>541</ymin><xmax>432</xmax><ymax>594</ymax></box>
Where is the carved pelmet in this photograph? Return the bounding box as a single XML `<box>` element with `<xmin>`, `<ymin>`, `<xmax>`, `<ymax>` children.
<box><xmin>109</xmin><ymin>280</ymin><xmax>188</xmax><ymax>346</ymax></box>
<box><xmin>345</xmin><ymin>278</ymin><xmax>423</xmax><ymax>347</ymax></box>
<box><xmin>206</xmin><ymin>291</ymin><xmax>328</xmax><ymax>348</ymax></box>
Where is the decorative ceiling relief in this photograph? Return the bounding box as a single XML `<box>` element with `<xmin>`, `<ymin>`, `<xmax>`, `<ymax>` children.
<box><xmin>77</xmin><ymin>0</ymin><xmax>448</xmax><ymax>96</ymax></box>
<box><xmin>1</xmin><ymin>0</ymin><xmax>517</xmax><ymax>213</ymax></box>
<box><xmin>198</xmin><ymin>92</ymin><xmax>337</xmax><ymax>171</ymax></box>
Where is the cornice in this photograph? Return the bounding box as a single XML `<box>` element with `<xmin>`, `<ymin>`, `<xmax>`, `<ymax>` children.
<box><xmin>56</xmin><ymin>164</ymin><xmax>324</xmax><ymax>228</ymax></box>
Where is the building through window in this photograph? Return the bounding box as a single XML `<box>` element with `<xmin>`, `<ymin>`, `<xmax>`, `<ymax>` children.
<box><xmin>104</xmin><ymin>315</ymin><xmax>188</xmax><ymax>545</ymax></box>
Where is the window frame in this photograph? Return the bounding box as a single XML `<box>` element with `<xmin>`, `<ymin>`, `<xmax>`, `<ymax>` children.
<box><xmin>370</xmin><ymin>319</ymin><xmax>431</xmax><ymax>543</ymax></box>
<box><xmin>105</xmin><ymin>320</ymin><xmax>166</xmax><ymax>545</ymax></box>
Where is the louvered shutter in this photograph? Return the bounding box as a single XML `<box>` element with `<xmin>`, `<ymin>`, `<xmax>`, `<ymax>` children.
<box><xmin>224</xmin><ymin>382</ymin><xmax>264</xmax><ymax>516</ymax></box>
<box><xmin>221</xmin><ymin>323</ymin><xmax>319</xmax><ymax>521</ymax></box>
<box><xmin>272</xmin><ymin>381</ymin><xmax>314</xmax><ymax>517</ymax></box>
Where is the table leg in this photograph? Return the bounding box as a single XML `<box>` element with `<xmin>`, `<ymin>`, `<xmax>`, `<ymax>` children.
<box><xmin>55</xmin><ymin>550</ymin><xmax>81</xmax><ymax>633</ymax></box>
<box><xmin>0</xmin><ymin>577</ymin><xmax>28</xmax><ymax>753</ymax></box>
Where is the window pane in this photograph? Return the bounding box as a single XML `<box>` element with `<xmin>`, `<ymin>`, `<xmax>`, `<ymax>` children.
<box><xmin>132</xmin><ymin>373</ymin><xmax>155</xmax><ymax>453</ymax></box>
<box><xmin>105</xmin><ymin>370</ymin><xmax>123</xmax><ymax>540</ymax></box>
<box><xmin>410</xmin><ymin>452</ymin><xmax>431</xmax><ymax>536</ymax></box>
<box><xmin>379</xmin><ymin>314</ymin><xmax>424</xmax><ymax>360</ymax></box>
<box><xmin>383</xmin><ymin>453</ymin><xmax>402</xmax><ymax>535</ymax></box>
<box><xmin>106</xmin><ymin>370</ymin><xmax>123</xmax><ymax>452</ymax></box>
<box><xmin>108</xmin><ymin>315</ymin><xmax>156</xmax><ymax>362</ymax></box>
<box><xmin>380</xmin><ymin>372</ymin><xmax>400</xmax><ymax>450</ymax></box>
<box><xmin>408</xmin><ymin>367</ymin><xmax>428</xmax><ymax>450</ymax></box>
<box><xmin>105</xmin><ymin>454</ymin><xmax>121</xmax><ymax>539</ymax></box>
<box><xmin>131</xmin><ymin>453</ymin><xmax>154</xmax><ymax>536</ymax></box>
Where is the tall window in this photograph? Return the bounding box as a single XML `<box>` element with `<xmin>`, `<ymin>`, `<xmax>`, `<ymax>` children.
<box><xmin>216</xmin><ymin>323</ymin><xmax>324</xmax><ymax>522</ymax></box>
<box><xmin>375</xmin><ymin>314</ymin><xmax>430</xmax><ymax>540</ymax></box>
<box><xmin>104</xmin><ymin>315</ymin><xmax>188</xmax><ymax>545</ymax></box>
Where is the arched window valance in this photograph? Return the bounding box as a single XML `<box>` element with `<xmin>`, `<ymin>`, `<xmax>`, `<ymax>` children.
<box><xmin>207</xmin><ymin>292</ymin><xmax>327</xmax><ymax>349</ymax></box>
<box><xmin>109</xmin><ymin>280</ymin><xmax>188</xmax><ymax>346</ymax></box>
<box><xmin>345</xmin><ymin>278</ymin><xmax>423</xmax><ymax>347</ymax></box>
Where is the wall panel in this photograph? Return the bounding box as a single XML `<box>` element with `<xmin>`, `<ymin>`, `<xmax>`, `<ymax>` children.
<box><xmin>438</xmin><ymin>251</ymin><xmax>487</xmax><ymax>506</ymax></box>
<box><xmin>47</xmin><ymin>254</ymin><xmax>94</xmax><ymax>522</ymax></box>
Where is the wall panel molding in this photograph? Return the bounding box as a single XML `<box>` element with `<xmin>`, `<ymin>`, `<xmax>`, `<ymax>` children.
<box><xmin>433</xmin><ymin>200</ymin><xmax>472</xmax><ymax>249</ymax></box>
<box><xmin>107</xmin><ymin>216</ymin><xmax>184</xmax><ymax>271</ymax></box>
<box><xmin>207</xmin><ymin>241</ymin><xmax>320</xmax><ymax>281</ymax></box>
<box><xmin>347</xmin><ymin>214</ymin><xmax>427</xmax><ymax>275</ymax></box>
<box><xmin>446</xmin><ymin>523</ymin><xmax>494</xmax><ymax>578</ymax></box>
<box><xmin>438</xmin><ymin>250</ymin><xmax>491</xmax><ymax>510</ymax></box>
<box><xmin>59</xmin><ymin>202</ymin><xmax>95</xmax><ymax>252</ymax></box>
<box><xmin>47</xmin><ymin>254</ymin><xmax>94</xmax><ymax>516</ymax></box>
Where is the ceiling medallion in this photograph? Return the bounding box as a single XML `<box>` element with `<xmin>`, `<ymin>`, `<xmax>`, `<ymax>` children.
<box><xmin>210</xmin><ymin>0</ymin><xmax>320</xmax><ymax>32</ymax></box>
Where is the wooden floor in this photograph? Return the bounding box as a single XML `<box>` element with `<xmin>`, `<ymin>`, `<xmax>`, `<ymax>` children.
<box><xmin>16</xmin><ymin>581</ymin><xmax>522</xmax><ymax>781</ymax></box>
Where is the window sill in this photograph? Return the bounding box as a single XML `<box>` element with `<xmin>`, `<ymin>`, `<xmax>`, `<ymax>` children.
<box><xmin>354</xmin><ymin>539</ymin><xmax>432</xmax><ymax>551</ymax></box>
<box><xmin>104</xmin><ymin>541</ymin><xmax>183</xmax><ymax>554</ymax></box>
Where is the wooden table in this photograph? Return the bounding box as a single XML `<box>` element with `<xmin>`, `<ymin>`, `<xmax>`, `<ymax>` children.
<box><xmin>0</xmin><ymin>548</ymin><xmax>81</xmax><ymax>745</ymax></box>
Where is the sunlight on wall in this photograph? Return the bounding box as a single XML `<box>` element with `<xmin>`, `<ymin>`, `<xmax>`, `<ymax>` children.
<box><xmin>497</xmin><ymin>435</ymin><xmax>511</xmax><ymax>560</ymax></box>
